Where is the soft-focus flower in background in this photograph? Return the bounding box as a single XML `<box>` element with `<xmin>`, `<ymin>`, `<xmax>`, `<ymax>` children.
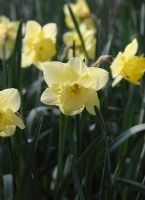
<box><xmin>0</xmin><ymin>16</ymin><xmax>18</xmax><ymax>59</ymax></box>
<box><xmin>64</xmin><ymin>0</ymin><xmax>95</xmax><ymax>30</ymax></box>
<box><xmin>41</xmin><ymin>57</ymin><xmax>108</xmax><ymax>115</ymax></box>
<box><xmin>0</xmin><ymin>88</ymin><xmax>25</xmax><ymax>137</ymax></box>
<box><xmin>21</xmin><ymin>20</ymin><xmax>57</xmax><ymax>70</ymax></box>
<box><xmin>110</xmin><ymin>38</ymin><xmax>145</xmax><ymax>86</ymax></box>
<box><xmin>63</xmin><ymin>24</ymin><xmax>96</xmax><ymax>60</ymax></box>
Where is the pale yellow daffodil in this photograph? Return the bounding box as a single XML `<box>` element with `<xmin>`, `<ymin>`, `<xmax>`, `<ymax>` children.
<box><xmin>22</xmin><ymin>20</ymin><xmax>57</xmax><ymax>70</ymax></box>
<box><xmin>63</xmin><ymin>24</ymin><xmax>96</xmax><ymax>60</ymax></box>
<box><xmin>41</xmin><ymin>57</ymin><xmax>108</xmax><ymax>116</ymax></box>
<box><xmin>0</xmin><ymin>88</ymin><xmax>25</xmax><ymax>137</ymax></box>
<box><xmin>0</xmin><ymin>16</ymin><xmax>19</xmax><ymax>59</ymax></box>
<box><xmin>64</xmin><ymin>0</ymin><xmax>95</xmax><ymax>30</ymax></box>
<box><xmin>110</xmin><ymin>38</ymin><xmax>145</xmax><ymax>86</ymax></box>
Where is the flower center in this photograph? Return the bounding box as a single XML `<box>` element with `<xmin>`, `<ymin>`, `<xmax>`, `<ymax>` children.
<box><xmin>66</xmin><ymin>83</ymin><xmax>81</xmax><ymax>96</ymax></box>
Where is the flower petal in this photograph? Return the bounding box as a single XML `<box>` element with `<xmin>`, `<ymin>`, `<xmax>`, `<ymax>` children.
<box><xmin>85</xmin><ymin>89</ymin><xmax>100</xmax><ymax>115</ymax></box>
<box><xmin>0</xmin><ymin>88</ymin><xmax>20</xmax><ymax>112</ymax></box>
<box><xmin>110</xmin><ymin>52</ymin><xmax>125</xmax><ymax>78</ymax></box>
<box><xmin>42</xmin><ymin>61</ymin><xmax>79</xmax><ymax>86</ymax></box>
<box><xmin>80</xmin><ymin>67</ymin><xmax>108</xmax><ymax>90</ymax></box>
<box><xmin>68</xmin><ymin>57</ymin><xmax>89</xmax><ymax>76</ymax></box>
<box><xmin>25</xmin><ymin>20</ymin><xmax>41</xmax><ymax>39</ymax></box>
<box><xmin>112</xmin><ymin>75</ymin><xmax>123</xmax><ymax>87</ymax></box>
<box><xmin>4</xmin><ymin>108</ymin><xmax>25</xmax><ymax>129</ymax></box>
<box><xmin>123</xmin><ymin>38</ymin><xmax>138</xmax><ymax>57</ymax></box>
<box><xmin>42</xmin><ymin>62</ymin><xmax>67</xmax><ymax>85</ymax></box>
<box><xmin>42</xmin><ymin>23</ymin><xmax>57</xmax><ymax>40</ymax></box>
<box><xmin>41</xmin><ymin>88</ymin><xmax>59</xmax><ymax>106</ymax></box>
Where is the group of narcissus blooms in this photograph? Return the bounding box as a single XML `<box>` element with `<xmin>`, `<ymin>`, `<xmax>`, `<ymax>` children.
<box><xmin>1</xmin><ymin>0</ymin><xmax>145</xmax><ymax>137</ymax></box>
<box><xmin>63</xmin><ymin>0</ymin><xmax>96</xmax><ymax>60</ymax></box>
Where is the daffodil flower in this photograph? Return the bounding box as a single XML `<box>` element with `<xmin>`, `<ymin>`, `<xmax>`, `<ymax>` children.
<box><xmin>22</xmin><ymin>20</ymin><xmax>57</xmax><ymax>70</ymax></box>
<box><xmin>0</xmin><ymin>88</ymin><xmax>25</xmax><ymax>137</ymax></box>
<box><xmin>63</xmin><ymin>24</ymin><xmax>96</xmax><ymax>60</ymax></box>
<box><xmin>41</xmin><ymin>57</ymin><xmax>108</xmax><ymax>115</ymax></box>
<box><xmin>0</xmin><ymin>16</ymin><xmax>18</xmax><ymax>59</ymax></box>
<box><xmin>64</xmin><ymin>0</ymin><xmax>95</xmax><ymax>30</ymax></box>
<box><xmin>110</xmin><ymin>38</ymin><xmax>145</xmax><ymax>86</ymax></box>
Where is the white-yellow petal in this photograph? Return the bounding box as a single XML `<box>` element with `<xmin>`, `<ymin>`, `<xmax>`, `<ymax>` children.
<box><xmin>41</xmin><ymin>88</ymin><xmax>59</xmax><ymax>106</ymax></box>
<box><xmin>123</xmin><ymin>38</ymin><xmax>138</xmax><ymax>58</ymax></box>
<box><xmin>110</xmin><ymin>52</ymin><xmax>125</xmax><ymax>78</ymax></box>
<box><xmin>42</xmin><ymin>23</ymin><xmax>57</xmax><ymax>40</ymax></box>
<box><xmin>42</xmin><ymin>61</ymin><xmax>67</xmax><ymax>85</ymax></box>
<box><xmin>85</xmin><ymin>89</ymin><xmax>100</xmax><ymax>115</ymax></box>
<box><xmin>0</xmin><ymin>88</ymin><xmax>20</xmax><ymax>112</ymax></box>
<box><xmin>42</xmin><ymin>61</ymin><xmax>80</xmax><ymax>86</ymax></box>
<box><xmin>21</xmin><ymin>49</ymin><xmax>35</xmax><ymax>68</ymax></box>
<box><xmin>5</xmin><ymin>108</ymin><xmax>25</xmax><ymax>129</ymax></box>
<box><xmin>25</xmin><ymin>20</ymin><xmax>41</xmax><ymax>38</ymax></box>
<box><xmin>112</xmin><ymin>75</ymin><xmax>123</xmax><ymax>87</ymax></box>
<box><xmin>68</xmin><ymin>57</ymin><xmax>89</xmax><ymax>76</ymax></box>
<box><xmin>79</xmin><ymin>67</ymin><xmax>108</xmax><ymax>90</ymax></box>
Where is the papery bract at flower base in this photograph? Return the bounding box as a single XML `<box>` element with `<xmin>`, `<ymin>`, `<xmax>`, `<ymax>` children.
<box><xmin>21</xmin><ymin>20</ymin><xmax>57</xmax><ymax>70</ymax></box>
<box><xmin>0</xmin><ymin>88</ymin><xmax>25</xmax><ymax>137</ymax></box>
<box><xmin>110</xmin><ymin>38</ymin><xmax>145</xmax><ymax>86</ymax></box>
<box><xmin>40</xmin><ymin>57</ymin><xmax>108</xmax><ymax>116</ymax></box>
<box><xmin>0</xmin><ymin>16</ymin><xmax>19</xmax><ymax>59</ymax></box>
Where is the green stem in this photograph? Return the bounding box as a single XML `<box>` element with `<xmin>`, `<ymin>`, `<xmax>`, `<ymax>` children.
<box><xmin>56</xmin><ymin>113</ymin><xmax>68</xmax><ymax>190</ymax></box>
<box><xmin>75</xmin><ymin>115</ymin><xmax>81</xmax><ymax>157</ymax></box>
<box><xmin>2</xmin><ymin>43</ymin><xmax>8</xmax><ymax>88</ymax></box>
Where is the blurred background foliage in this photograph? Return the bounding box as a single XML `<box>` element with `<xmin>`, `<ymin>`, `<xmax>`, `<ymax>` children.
<box><xmin>0</xmin><ymin>0</ymin><xmax>145</xmax><ymax>200</ymax></box>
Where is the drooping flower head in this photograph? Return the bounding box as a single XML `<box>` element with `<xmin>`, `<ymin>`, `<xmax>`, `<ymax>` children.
<box><xmin>110</xmin><ymin>38</ymin><xmax>145</xmax><ymax>86</ymax></box>
<box><xmin>41</xmin><ymin>57</ymin><xmax>108</xmax><ymax>115</ymax></box>
<box><xmin>22</xmin><ymin>20</ymin><xmax>57</xmax><ymax>70</ymax></box>
<box><xmin>0</xmin><ymin>16</ymin><xmax>19</xmax><ymax>59</ymax></box>
<box><xmin>64</xmin><ymin>0</ymin><xmax>95</xmax><ymax>30</ymax></box>
<box><xmin>63</xmin><ymin>24</ymin><xmax>96</xmax><ymax>60</ymax></box>
<box><xmin>0</xmin><ymin>88</ymin><xmax>25</xmax><ymax>137</ymax></box>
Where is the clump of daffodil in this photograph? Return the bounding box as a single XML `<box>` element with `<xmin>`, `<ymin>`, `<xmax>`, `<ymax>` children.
<box><xmin>21</xmin><ymin>20</ymin><xmax>57</xmax><ymax>70</ymax></box>
<box><xmin>0</xmin><ymin>16</ymin><xmax>19</xmax><ymax>59</ymax></box>
<box><xmin>63</xmin><ymin>24</ymin><xmax>96</xmax><ymax>60</ymax></box>
<box><xmin>0</xmin><ymin>88</ymin><xmax>25</xmax><ymax>137</ymax></box>
<box><xmin>110</xmin><ymin>38</ymin><xmax>145</xmax><ymax>86</ymax></box>
<box><xmin>64</xmin><ymin>0</ymin><xmax>95</xmax><ymax>30</ymax></box>
<box><xmin>41</xmin><ymin>57</ymin><xmax>108</xmax><ymax>115</ymax></box>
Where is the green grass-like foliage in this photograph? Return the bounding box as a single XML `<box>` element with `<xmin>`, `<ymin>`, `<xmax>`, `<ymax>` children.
<box><xmin>0</xmin><ymin>0</ymin><xmax>145</xmax><ymax>200</ymax></box>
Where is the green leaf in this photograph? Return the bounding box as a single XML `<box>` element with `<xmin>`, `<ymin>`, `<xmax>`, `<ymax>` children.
<box><xmin>9</xmin><ymin>20</ymin><xmax>23</xmax><ymax>89</ymax></box>
<box><xmin>56</xmin><ymin>134</ymin><xmax>105</xmax><ymax>198</ymax></box>
<box><xmin>3</xmin><ymin>174</ymin><xmax>13</xmax><ymax>200</ymax></box>
<box><xmin>117</xmin><ymin>178</ymin><xmax>145</xmax><ymax>194</ymax></box>
<box><xmin>56</xmin><ymin>113</ymin><xmax>69</xmax><ymax>189</ymax></box>
<box><xmin>110</xmin><ymin>124</ymin><xmax>145</xmax><ymax>153</ymax></box>
<box><xmin>71</xmin><ymin>155</ymin><xmax>85</xmax><ymax>200</ymax></box>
